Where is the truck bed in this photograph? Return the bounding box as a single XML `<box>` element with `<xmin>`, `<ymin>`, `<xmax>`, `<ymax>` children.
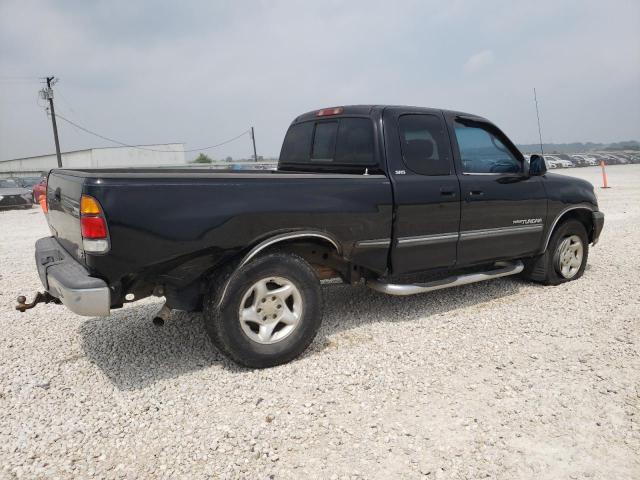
<box><xmin>45</xmin><ymin>168</ymin><xmax>393</xmax><ymax>308</ymax></box>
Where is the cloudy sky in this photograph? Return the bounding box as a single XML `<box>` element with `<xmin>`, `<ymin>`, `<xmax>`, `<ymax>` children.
<box><xmin>1</xmin><ymin>0</ymin><xmax>639</xmax><ymax>161</ymax></box>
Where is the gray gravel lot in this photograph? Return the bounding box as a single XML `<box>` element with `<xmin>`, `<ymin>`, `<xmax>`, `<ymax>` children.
<box><xmin>1</xmin><ymin>165</ymin><xmax>638</xmax><ymax>479</ymax></box>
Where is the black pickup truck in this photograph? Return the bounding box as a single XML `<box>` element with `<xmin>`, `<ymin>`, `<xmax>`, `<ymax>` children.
<box><xmin>22</xmin><ymin>105</ymin><xmax>604</xmax><ymax>367</ymax></box>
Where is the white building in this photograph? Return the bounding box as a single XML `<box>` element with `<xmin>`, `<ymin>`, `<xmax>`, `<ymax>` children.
<box><xmin>0</xmin><ymin>144</ymin><xmax>186</xmax><ymax>177</ymax></box>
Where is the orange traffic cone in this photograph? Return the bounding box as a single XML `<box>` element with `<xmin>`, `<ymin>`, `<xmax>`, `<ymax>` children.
<box><xmin>38</xmin><ymin>195</ymin><xmax>48</xmax><ymax>213</ymax></box>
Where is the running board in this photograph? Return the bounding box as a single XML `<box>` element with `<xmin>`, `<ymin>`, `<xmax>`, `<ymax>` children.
<box><xmin>367</xmin><ymin>261</ymin><xmax>524</xmax><ymax>296</ymax></box>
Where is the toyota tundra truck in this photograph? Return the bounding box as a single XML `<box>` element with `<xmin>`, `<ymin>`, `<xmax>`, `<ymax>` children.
<box><xmin>19</xmin><ymin>105</ymin><xmax>604</xmax><ymax>368</ymax></box>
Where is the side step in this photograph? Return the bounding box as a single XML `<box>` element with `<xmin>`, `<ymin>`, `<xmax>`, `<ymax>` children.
<box><xmin>367</xmin><ymin>261</ymin><xmax>524</xmax><ymax>296</ymax></box>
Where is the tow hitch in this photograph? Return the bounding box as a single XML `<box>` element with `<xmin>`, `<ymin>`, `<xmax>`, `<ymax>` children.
<box><xmin>16</xmin><ymin>292</ymin><xmax>61</xmax><ymax>312</ymax></box>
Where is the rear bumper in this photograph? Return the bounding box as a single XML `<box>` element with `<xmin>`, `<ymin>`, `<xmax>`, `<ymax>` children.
<box><xmin>35</xmin><ymin>237</ymin><xmax>110</xmax><ymax>316</ymax></box>
<box><xmin>592</xmin><ymin>211</ymin><xmax>604</xmax><ymax>245</ymax></box>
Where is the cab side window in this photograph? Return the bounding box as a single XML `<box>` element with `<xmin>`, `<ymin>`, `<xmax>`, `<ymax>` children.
<box><xmin>398</xmin><ymin>114</ymin><xmax>451</xmax><ymax>175</ymax></box>
<box><xmin>454</xmin><ymin>122</ymin><xmax>521</xmax><ymax>174</ymax></box>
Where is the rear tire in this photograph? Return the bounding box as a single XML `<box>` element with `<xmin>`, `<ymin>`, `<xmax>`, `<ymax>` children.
<box><xmin>522</xmin><ymin>219</ymin><xmax>589</xmax><ymax>285</ymax></box>
<box><xmin>203</xmin><ymin>252</ymin><xmax>323</xmax><ymax>368</ymax></box>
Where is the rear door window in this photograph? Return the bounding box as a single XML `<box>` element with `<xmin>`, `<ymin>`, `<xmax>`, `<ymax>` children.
<box><xmin>398</xmin><ymin>114</ymin><xmax>452</xmax><ymax>175</ymax></box>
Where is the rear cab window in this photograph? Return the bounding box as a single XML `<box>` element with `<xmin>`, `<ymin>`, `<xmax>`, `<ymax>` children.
<box><xmin>279</xmin><ymin>117</ymin><xmax>376</xmax><ymax>172</ymax></box>
<box><xmin>311</xmin><ymin>122</ymin><xmax>338</xmax><ymax>161</ymax></box>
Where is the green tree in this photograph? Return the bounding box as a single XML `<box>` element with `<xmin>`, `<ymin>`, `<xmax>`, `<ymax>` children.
<box><xmin>193</xmin><ymin>153</ymin><xmax>213</xmax><ymax>164</ymax></box>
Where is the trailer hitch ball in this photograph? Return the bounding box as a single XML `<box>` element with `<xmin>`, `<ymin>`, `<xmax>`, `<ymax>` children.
<box><xmin>16</xmin><ymin>292</ymin><xmax>61</xmax><ymax>312</ymax></box>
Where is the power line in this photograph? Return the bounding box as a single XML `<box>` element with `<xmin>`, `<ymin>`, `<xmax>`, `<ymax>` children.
<box><xmin>0</xmin><ymin>78</ymin><xmax>42</xmax><ymax>84</ymax></box>
<box><xmin>0</xmin><ymin>75</ymin><xmax>41</xmax><ymax>79</ymax></box>
<box><xmin>53</xmin><ymin>86</ymin><xmax>77</xmax><ymax>114</ymax></box>
<box><xmin>51</xmin><ymin>112</ymin><xmax>251</xmax><ymax>153</ymax></box>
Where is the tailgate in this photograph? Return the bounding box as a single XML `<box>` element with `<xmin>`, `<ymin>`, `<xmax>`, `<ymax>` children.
<box><xmin>46</xmin><ymin>171</ymin><xmax>85</xmax><ymax>264</ymax></box>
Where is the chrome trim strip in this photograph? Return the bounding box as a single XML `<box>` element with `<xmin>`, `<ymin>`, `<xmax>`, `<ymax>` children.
<box><xmin>367</xmin><ymin>261</ymin><xmax>524</xmax><ymax>296</ymax></box>
<box><xmin>462</xmin><ymin>172</ymin><xmax>507</xmax><ymax>176</ymax></box>
<box><xmin>541</xmin><ymin>204</ymin><xmax>596</xmax><ymax>251</ymax></box>
<box><xmin>460</xmin><ymin>224</ymin><xmax>543</xmax><ymax>240</ymax></box>
<box><xmin>239</xmin><ymin>231</ymin><xmax>341</xmax><ymax>268</ymax></box>
<box><xmin>355</xmin><ymin>238</ymin><xmax>391</xmax><ymax>248</ymax></box>
<box><xmin>219</xmin><ymin>231</ymin><xmax>342</xmax><ymax>308</ymax></box>
<box><xmin>397</xmin><ymin>232</ymin><xmax>459</xmax><ymax>247</ymax></box>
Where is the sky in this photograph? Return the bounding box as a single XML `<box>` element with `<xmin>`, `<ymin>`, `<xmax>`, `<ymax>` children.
<box><xmin>1</xmin><ymin>0</ymin><xmax>639</xmax><ymax>161</ymax></box>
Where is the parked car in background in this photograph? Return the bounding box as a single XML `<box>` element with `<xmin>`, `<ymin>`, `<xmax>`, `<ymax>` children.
<box><xmin>571</xmin><ymin>154</ymin><xmax>598</xmax><ymax>166</ymax></box>
<box><xmin>543</xmin><ymin>156</ymin><xmax>560</xmax><ymax>168</ymax></box>
<box><xmin>611</xmin><ymin>154</ymin><xmax>630</xmax><ymax>164</ymax></box>
<box><xmin>554</xmin><ymin>154</ymin><xmax>580</xmax><ymax>167</ymax></box>
<box><xmin>10</xmin><ymin>176</ymin><xmax>43</xmax><ymax>189</ymax></box>
<box><xmin>600</xmin><ymin>154</ymin><xmax>623</xmax><ymax>165</ymax></box>
<box><xmin>32</xmin><ymin>177</ymin><xmax>47</xmax><ymax>204</ymax></box>
<box><xmin>0</xmin><ymin>178</ymin><xmax>33</xmax><ymax>209</ymax></box>
<box><xmin>545</xmin><ymin>155</ymin><xmax>573</xmax><ymax>168</ymax></box>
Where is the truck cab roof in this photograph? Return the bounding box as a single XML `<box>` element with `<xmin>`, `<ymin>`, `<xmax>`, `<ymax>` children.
<box><xmin>292</xmin><ymin>105</ymin><xmax>484</xmax><ymax>124</ymax></box>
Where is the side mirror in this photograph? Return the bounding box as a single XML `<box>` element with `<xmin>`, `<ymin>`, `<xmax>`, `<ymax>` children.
<box><xmin>529</xmin><ymin>154</ymin><xmax>547</xmax><ymax>176</ymax></box>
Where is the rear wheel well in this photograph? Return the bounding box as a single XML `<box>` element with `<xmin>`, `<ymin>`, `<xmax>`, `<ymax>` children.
<box><xmin>257</xmin><ymin>238</ymin><xmax>349</xmax><ymax>281</ymax></box>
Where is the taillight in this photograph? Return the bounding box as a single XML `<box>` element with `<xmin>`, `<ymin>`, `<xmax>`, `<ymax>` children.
<box><xmin>80</xmin><ymin>194</ymin><xmax>109</xmax><ymax>253</ymax></box>
<box><xmin>80</xmin><ymin>195</ymin><xmax>101</xmax><ymax>215</ymax></box>
<box><xmin>316</xmin><ymin>107</ymin><xmax>343</xmax><ymax>116</ymax></box>
<box><xmin>81</xmin><ymin>216</ymin><xmax>108</xmax><ymax>238</ymax></box>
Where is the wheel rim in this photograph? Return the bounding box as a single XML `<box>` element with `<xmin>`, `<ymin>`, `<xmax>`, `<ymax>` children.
<box><xmin>554</xmin><ymin>234</ymin><xmax>583</xmax><ymax>279</ymax></box>
<box><xmin>238</xmin><ymin>276</ymin><xmax>303</xmax><ymax>345</ymax></box>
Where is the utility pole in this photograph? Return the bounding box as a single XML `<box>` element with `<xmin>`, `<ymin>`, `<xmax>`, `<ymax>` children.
<box><xmin>40</xmin><ymin>76</ymin><xmax>62</xmax><ymax>167</ymax></box>
<box><xmin>250</xmin><ymin>126</ymin><xmax>258</xmax><ymax>162</ymax></box>
<box><xmin>533</xmin><ymin>87</ymin><xmax>544</xmax><ymax>156</ymax></box>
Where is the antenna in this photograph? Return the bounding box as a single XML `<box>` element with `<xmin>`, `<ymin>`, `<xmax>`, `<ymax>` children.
<box><xmin>533</xmin><ymin>87</ymin><xmax>544</xmax><ymax>155</ymax></box>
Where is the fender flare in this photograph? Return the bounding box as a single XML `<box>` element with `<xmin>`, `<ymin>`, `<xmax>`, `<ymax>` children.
<box><xmin>218</xmin><ymin>230</ymin><xmax>342</xmax><ymax>307</ymax></box>
<box><xmin>541</xmin><ymin>204</ymin><xmax>595</xmax><ymax>252</ymax></box>
<box><xmin>239</xmin><ymin>231</ymin><xmax>341</xmax><ymax>267</ymax></box>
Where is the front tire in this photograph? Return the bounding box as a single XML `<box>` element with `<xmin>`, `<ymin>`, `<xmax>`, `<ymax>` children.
<box><xmin>522</xmin><ymin>219</ymin><xmax>589</xmax><ymax>285</ymax></box>
<box><xmin>203</xmin><ymin>252</ymin><xmax>323</xmax><ymax>368</ymax></box>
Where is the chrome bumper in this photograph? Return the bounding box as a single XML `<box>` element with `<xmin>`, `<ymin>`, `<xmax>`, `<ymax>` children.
<box><xmin>35</xmin><ymin>237</ymin><xmax>111</xmax><ymax>317</ymax></box>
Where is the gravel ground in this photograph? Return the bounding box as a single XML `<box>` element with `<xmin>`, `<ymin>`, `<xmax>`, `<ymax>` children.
<box><xmin>1</xmin><ymin>165</ymin><xmax>638</xmax><ymax>479</ymax></box>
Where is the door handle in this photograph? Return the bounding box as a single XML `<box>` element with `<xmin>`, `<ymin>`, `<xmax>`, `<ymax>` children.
<box><xmin>469</xmin><ymin>190</ymin><xmax>484</xmax><ymax>196</ymax></box>
<box><xmin>440</xmin><ymin>188</ymin><xmax>456</xmax><ymax>196</ymax></box>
